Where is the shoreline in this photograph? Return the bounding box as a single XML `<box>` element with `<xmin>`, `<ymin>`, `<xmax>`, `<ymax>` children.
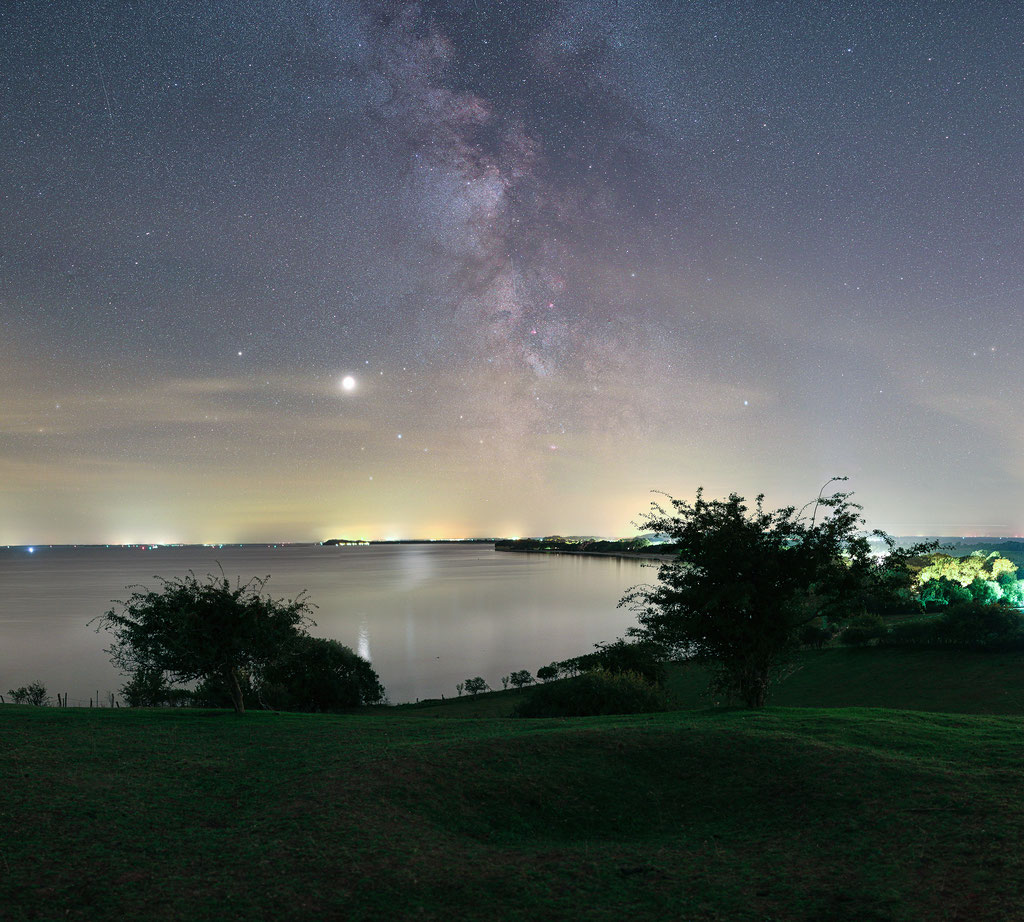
<box><xmin>494</xmin><ymin>546</ymin><xmax>677</xmax><ymax>562</ymax></box>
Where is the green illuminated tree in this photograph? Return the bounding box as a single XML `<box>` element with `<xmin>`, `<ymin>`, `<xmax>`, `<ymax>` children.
<box><xmin>93</xmin><ymin>572</ymin><xmax>314</xmax><ymax>714</ymax></box>
<box><xmin>920</xmin><ymin>576</ymin><xmax>972</xmax><ymax>608</ymax></box>
<box><xmin>621</xmin><ymin>479</ymin><xmax>933</xmax><ymax>708</ymax></box>
<box><xmin>915</xmin><ymin>552</ymin><xmax>1017</xmax><ymax>588</ymax></box>
<box><xmin>968</xmin><ymin>578</ymin><xmax>1002</xmax><ymax>605</ymax></box>
<box><xmin>997</xmin><ymin>571</ymin><xmax>1024</xmax><ymax>607</ymax></box>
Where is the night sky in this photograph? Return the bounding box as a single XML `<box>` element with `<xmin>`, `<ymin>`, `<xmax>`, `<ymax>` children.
<box><xmin>3</xmin><ymin>1</ymin><xmax>1022</xmax><ymax>543</ymax></box>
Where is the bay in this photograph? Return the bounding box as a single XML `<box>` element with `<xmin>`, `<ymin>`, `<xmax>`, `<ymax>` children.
<box><xmin>0</xmin><ymin>544</ymin><xmax>654</xmax><ymax>705</ymax></box>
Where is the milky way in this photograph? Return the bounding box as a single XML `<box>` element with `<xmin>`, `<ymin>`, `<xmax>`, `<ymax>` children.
<box><xmin>2</xmin><ymin>1</ymin><xmax>1022</xmax><ymax>541</ymax></box>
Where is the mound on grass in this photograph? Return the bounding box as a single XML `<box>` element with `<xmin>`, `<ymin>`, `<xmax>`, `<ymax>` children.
<box><xmin>3</xmin><ymin>705</ymin><xmax>1024</xmax><ymax>921</ymax></box>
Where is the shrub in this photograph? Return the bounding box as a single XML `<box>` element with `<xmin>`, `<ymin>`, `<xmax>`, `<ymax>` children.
<box><xmin>257</xmin><ymin>636</ymin><xmax>386</xmax><ymax>710</ymax></box>
<box><xmin>886</xmin><ymin>618</ymin><xmax>939</xmax><ymax>647</ymax></box>
<box><xmin>934</xmin><ymin>600</ymin><xmax>1024</xmax><ymax>649</ymax></box>
<box><xmin>8</xmin><ymin>681</ymin><xmax>50</xmax><ymax>706</ymax></box>
<box><xmin>798</xmin><ymin>623</ymin><xmax>834</xmax><ymax>649</ymax></box>
<box><xmin>515</xmin><ymin>669</ymin><xmax>668</xmax><ymax>718</ymax></box>
<box><xmin>884</xmin><ymin>602</ymin><xmax>1024</xmax><ymax>650</ymax></box>
<box><xmin>839</xmin><ymin>613</ymin><xmax>889</xmax><ymax>646</ymax></box>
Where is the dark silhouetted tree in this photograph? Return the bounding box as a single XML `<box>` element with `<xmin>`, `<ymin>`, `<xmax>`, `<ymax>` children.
<box><xmin>509</xmin><ymin>669</ymin><xmax>533</xmax><ymax>688</ymax></box>
<box><xmin>536</xmin><ymin>664</ymin><xmax>559</xmax><ymax>683</ymax></box>
<box><xmin>464</xmin><ymin>676</ymin><xmax>488</xmax><ymax>695</ymax></box>
<box><xmin>93</xmin><ymin>572</ymin><xmax>314</xmax><ymax>714</ymax></box>
<box><xmin>621</xmin><ymin>479</ymin><xmax>934</xmax><ymax>708</ymax></box>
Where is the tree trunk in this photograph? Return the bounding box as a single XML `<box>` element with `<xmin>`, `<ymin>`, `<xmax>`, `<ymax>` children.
<box><xmin>225</xmin><ymin>667</ymin><xmax>245</xmax><ymax>714</ymax></box>
<box><xmin>741</xmin><ymin>666</ymin><xmax>769</xmax><ymax>709</ymax></box>
<box><xmin>745</xmin><ymin>681</ymin><xmax>767</xmax><ymax>709</ymax></box>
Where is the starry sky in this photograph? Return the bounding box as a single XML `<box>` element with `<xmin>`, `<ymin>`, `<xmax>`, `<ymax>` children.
<box><xmin>2</xmin><ymin>0</ymin><xmax>1022</xmax><ymax>543</ymax></box>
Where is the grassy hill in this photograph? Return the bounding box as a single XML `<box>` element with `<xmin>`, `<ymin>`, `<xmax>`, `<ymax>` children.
<box><xmin>4</xmin><ymin>648</ymin><xmax>1024</xmax><ymax>920</ymax></box>
<box><xmin>402</xmin><ymin>646</ymin><xmax>1024</xmax><ymax>717</ymax></box>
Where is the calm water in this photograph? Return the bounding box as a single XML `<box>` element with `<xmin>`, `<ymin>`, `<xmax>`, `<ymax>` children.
<box><xmin>0</xmin><ymin>544</ymin><xmax>655</xmax><ymax>704</ymax></box>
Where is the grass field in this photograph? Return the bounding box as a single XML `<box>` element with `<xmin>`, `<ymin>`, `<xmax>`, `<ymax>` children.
<box><xmin>4</xmin><ymin>648</ymin><xmax>1024</xmax><ymax>920</ymax></box>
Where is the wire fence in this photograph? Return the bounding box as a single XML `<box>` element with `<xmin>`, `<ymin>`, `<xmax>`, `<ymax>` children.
<box><xmin>1</xmin><ymin>691</ymin><xmax>121</xmax><ymax>708</ymax></box>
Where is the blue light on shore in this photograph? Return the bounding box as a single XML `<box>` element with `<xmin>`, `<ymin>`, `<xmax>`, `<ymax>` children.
<box><xmin>27</xmin><ymin>547</ymin><xmax>35</xmax><ymax>554</ymax></box>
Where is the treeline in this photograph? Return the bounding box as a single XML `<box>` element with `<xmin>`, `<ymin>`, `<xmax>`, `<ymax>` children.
<box><xmin>447</xmin><ymin>640</ymin><xmax>671</xmax><ymax>718</ymax></box>
<box><xmin>911</xmin><ymin>551</ymin><xmax>1024</xmax><ymax>609</ymax></box>
<box><xmin>454</xmin><ymin>640</ymin><xmax>666</xmax><ymax>695</ymax></box>
<box><xmin>494</xmin><ymin>536</ymin><xmax>675</xmax><ymax>555</ymax></box>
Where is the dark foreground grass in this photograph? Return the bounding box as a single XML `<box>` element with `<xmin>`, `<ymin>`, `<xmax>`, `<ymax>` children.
<box><xmin>3</xmin><ymin>703</ymin><xmax>1024</xmax><ymax>921</ymax></box>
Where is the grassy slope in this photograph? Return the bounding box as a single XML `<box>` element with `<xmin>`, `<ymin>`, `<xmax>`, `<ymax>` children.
<box><xmin>403</xmin><ymin>647</ymin><xmax>1024</xmax><ymax>717</ymax></box>
<box><xmin>5</xmin><ymin>649</ymin><xmax>1024</xmax><ymax>920</ymax></box>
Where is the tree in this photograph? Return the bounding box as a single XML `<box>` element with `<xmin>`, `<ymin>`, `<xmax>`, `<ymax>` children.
<box><xmin>997</xmin><ymin>571</ymin><xmax>1024</xmax><ymax>607</ymax></box>
<box><xmin>919</xmin><ymin>575</ymin><xmax>972</xmax><ymax>609</ymax></box>
<box><xmin>257</xmin><ymin>636</ymin><xmax>385</xmax><ymax>711</ymax></box>
<box><xmin>464</xmin><ymin>676</ymin><xmax>489</xmax><ymax>695</ymax></box>
<box><xmin>968</xmin><ymin>578</ymin><xmax>1002</xmax><ymax>605</ymax></box>
<box><xmin>92</xmin><ymin>571</ymin><xmax>314</xmax><ymax>714</ymax></box>
<box><xmin>621</xmin><ymin>480</ymin><xmax>933</xmax><ymax>708</ymax></box>
<box><xmin>509</xmin><ymin>669</ymin><xmax>534</xmax><ymax>688</ymax></box>
<box><xmin>536</xmin><ymin>664</ymin><xmax>559</xmax><ymax>683</ymax></box>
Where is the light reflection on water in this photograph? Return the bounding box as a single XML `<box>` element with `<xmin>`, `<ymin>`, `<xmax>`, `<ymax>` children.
<box><xmin>0</xmin><ymin>544</ymin><xmax>654</xmax><ymax>704</ymax></box>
